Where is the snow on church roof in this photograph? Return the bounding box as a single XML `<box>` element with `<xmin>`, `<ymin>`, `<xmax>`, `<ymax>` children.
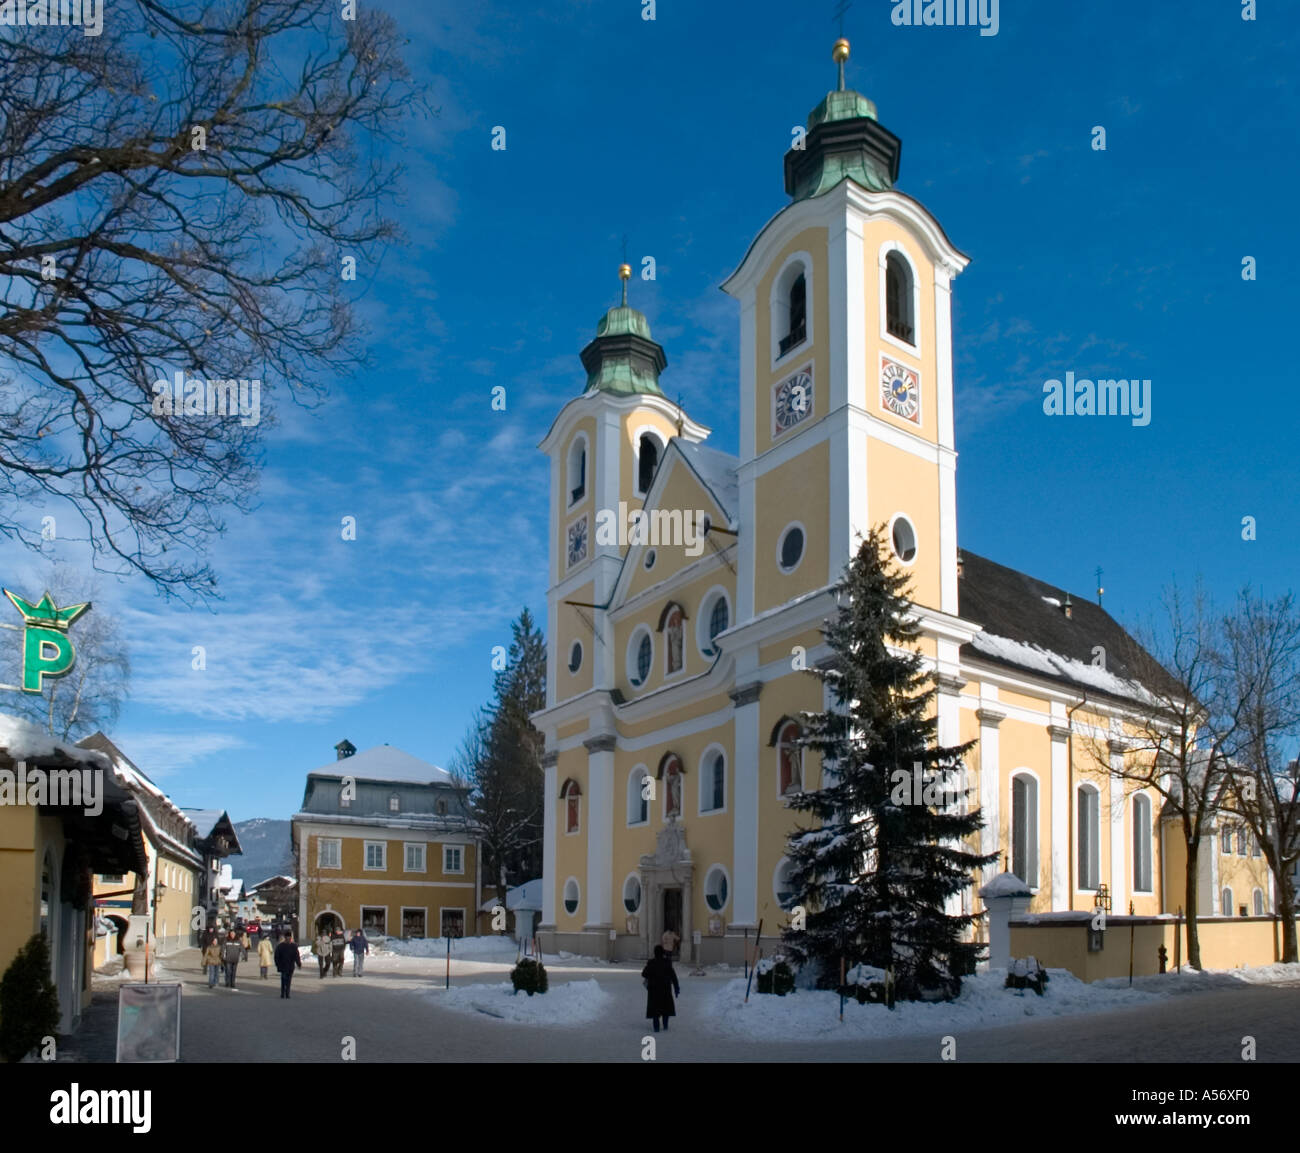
<box><xmin>309</xmin><ymin>744</ymin><xmax>451</xmax><ymax>785</ymax></box>
<box><xmin>674</xmin><ymin>440</ymin><xmax>739</xmax><ymax>523</ymax></box>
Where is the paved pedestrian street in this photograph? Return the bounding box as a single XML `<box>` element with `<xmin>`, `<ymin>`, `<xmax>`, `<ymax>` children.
<box><xmin>57</xmin><ymin>948</ymin><xmax>1300</xmax><ymax>1064</ymax></box>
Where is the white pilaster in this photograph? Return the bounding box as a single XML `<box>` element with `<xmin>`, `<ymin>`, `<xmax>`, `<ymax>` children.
<box><xmin>1049</xmin><ymin>723</ymin><xmax>1070</xmax><ymax>910</ymax></box>
<box><xmin>977</xmin><ymin>706</ymin><xmax>1004</xmax><ymax>887</ymax></box>
<box><xmin>583</xmin><ymin>739</ymin><xmax>615</xmax><ymax>928</ymax></box>
<box><xmin>731</xmin><ymin>683</ymin><xmax>762</xmax><ymax>928</ymax></box>
<box><xmin>1108</xmin><ymin>742</ymin><xmax>1127</xmax><ymax>911</ymax></box>
<box><xmin>542</xmin><ymin>759</ymin><xmax>557</xmax><ymax>926</ymax></box>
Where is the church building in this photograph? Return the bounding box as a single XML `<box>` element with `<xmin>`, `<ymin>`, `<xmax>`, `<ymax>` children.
<box><xmin>531</xmin><ymin>41</ymin><xmax>1264</xmax><ymax>964</ymax></box>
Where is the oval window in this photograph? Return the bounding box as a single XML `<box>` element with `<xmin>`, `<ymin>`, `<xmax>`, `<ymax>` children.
<box><xmin>779</xmin><ymin>525</ymin><xmax>805</xmax><ymax>572</ymax></box>
<box><xmin>891</xmin><ymin>515</ymin><xmax>917</xmax><ymax>564</ymax></box>
<box><xmin>568</xmin><ymin>641</ymin><xmax>583</xmax><ymax>674</ymax></box>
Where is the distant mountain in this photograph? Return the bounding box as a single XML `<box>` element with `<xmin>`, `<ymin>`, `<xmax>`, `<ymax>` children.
<box><xmin>232</xmin><ymin>818</ymin><xmax>295</xmax><ymax>886</ymax></box>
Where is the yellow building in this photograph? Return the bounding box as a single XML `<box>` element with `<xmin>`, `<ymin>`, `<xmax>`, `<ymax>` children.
<box><xmin>79</xmin><ymin>732</ymin><xmax>205</xmax><ymax>961</ymax></box>
<box><xmin>532</xmin><ymin>43</ymin><xmax>1273</xmax><ymax>966</ymax></box>
<box><xmin>292</xmin><ymin>740</ymin><xmax>483</xmax><ymax>940</ymax></box>
<box><xmin>0</xmin><ymin>716</ymin><xmax>148</xmax><ymax>1035</ymax></box>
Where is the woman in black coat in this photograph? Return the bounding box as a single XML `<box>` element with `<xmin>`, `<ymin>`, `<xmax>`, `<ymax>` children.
<box><xmin>641</xmin><ymin>945</ymin><xmax>680</xmax><ymax>1032</ymax></box>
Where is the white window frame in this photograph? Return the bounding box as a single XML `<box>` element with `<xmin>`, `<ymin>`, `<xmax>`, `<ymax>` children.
<box><xmin>1010</xmin><ymin>770</ymin><xmax>1039</xmax><ymax>890</ymax></box>
<box><xmin>776</xmin><ymin>521</ymin><xmax>807</xmax><ymax>575</ymax></box>
<box><xmin>627</xmin><ymin>765</ymin><xmax>650</xmax><ymax>827</ymax></box>
<box><xmin>363</xmin><ymin>840</ymin><xmax>387</xmax><ymax>871</ymax></box>
<box><xmin>439</xmin><ymin>907</ymin><xmax>466</xmax><ymax>938</ymax></box>
<box><xmin>1132</xmin><ymin>792</ymin><xmax>1154</xmax><ymax>894</ymax></box>
<box><xmin>562</xmin><ymin>780</ymin><xmax>581</xmax><ymax>836</ymax></box>
<box><xmin>400</xmin><ymin>906</ymin><xmax>428</xmax><ymax>939</ymax></box>
<box><xmin>1077</xmin><ymin>784</ymin><xmax>1100</xmax><ymax>892</ymax></box>
<box><xmin>878</xmin><ymin>240</ymin><xmax>922</xmax><ymax>356</ymax></box>
<box><xmin>317</xmin><ymin>837</ymin><xmax>342</xmax><ymax>870</ymax></box>
<box><xmin>1221</xmin><ymin>825</ymin><xmax>1233</xmax><ymax>854</ymax></box>
<box><xmin>698</xmin><ymin>744</ymin><xmax>728</xmax><ymax>816</ymax></box>
<box><xmin>696</xmin><ymin>586</ymin><xmax>732</xmax><ymax>660</ymax></box>
<box><xmin>627</xmin><ymin>624</ymin><xmax>654</xmax><ymax>689</ymax></box>
<box><xmin>703</xmin><ymin>864</ymin><xmax>730</xmax><ymax>913</ymax></box>
<box><xmin>389</xmin><ymin>794</ymin><xmax>400</xmax><ymax>812</ymax></box>
<box><xmin>887</xmin><ymin>511</ymin><xmax>919</xmax><ymax>568</ymax></box>
<box><xmin>360</xmin><ymin>905</ymin><xmax>387</xmax><ymax>935</ymax></box>
<box><xmin>567</xmin><ymin>431</ymin><xmax>589</xmax><ymax>510</ymax></box>
<box><xmin>1221</xmin><ymin>886</ymin><xmax>1233</xmax><ymax>917</ymax></box>
<box><xmin>404</xmin><ymin>843</ymin><xmax>426</xmax><ymax>873</ymax></box>
<box><xmin>1252</xmin><ymin>888</ymin><xmax>1265</xmax><ymax>917</ymax></box>
<box><xmin>769</xmin><ymin>251</ymin><xmax>814</xmax><ymax>371</ymax></box>
<box><xmin>773</xmin><ymin>857</ymin><xmax>798</xmax><ymax>909</ymax></box>
<box><xmin>562</xmin><ymin>877</ymin><xmax>581</xmax><ymax>917</ymax></box>
<box><xmin>633</xmin><ymin>427</ymin><xmax>666</xmax><ymax>497</ymax></box>
<box><xmin>622</xmin><ymin>873</ymin><xmax>642</xmax><ymax>915</ymax></box>
<box><xmin>442</xmin><ymin>844</ymin><xmax>465</xmax><ymax>875</ymax></box>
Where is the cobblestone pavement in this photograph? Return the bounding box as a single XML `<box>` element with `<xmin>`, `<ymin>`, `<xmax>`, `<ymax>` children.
<box><xmin>59</xmin><ymin>949</ymin><xmax>1300</xmax><ymax>1063</ymax></box>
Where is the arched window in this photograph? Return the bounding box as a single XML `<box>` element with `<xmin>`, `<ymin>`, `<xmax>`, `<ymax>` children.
<box><xmin>658</xmin><ymin>602</ymin><xmax>685</xmax><ymax>676</ymax></box>
<box><xmin>1132</xmin><ymin>793</ymin><xmax>1153</xmax><ymax>893</ymax></box>
<box><xmin>658</xmin><ymin>753</ymin><xmax>684</xmax><ymax>820</ymax></box>
<box><xmin>628</xmin><ymin>627</ymin><xmax>653</xmax><ymax>688</ymax></box>
<box><xmin>637</xmin><ymin>433</ymin><xmax>661</xmax><ymax>496</ymax></box>
<box><xmin>698</xmin><ymin>589</ymin><xmax>730</xmax><ymax>658</ymax></box>
<box><xmin>1010</xmin><ymin>772</ymin><xmax>1038</xmax><ymax>886</ymax></box>
<box><xmin>561</xmin><ymin>779</ymin><xmax>581</xmax><ymax>835</ymax></box>
<box><xmin>1220</xmin><ymin>825</ymin><xmax>1233</xmax><ymax>854</ymax></box>
<box><xmin>885</xmin><ymin>251</ymin><xmax>915</xmax><ymax>344</ymax></box>
<box><xmin>1253</xmin><ymin>888</ymin><xmax>1265</xmax><ymax>917</ymax></box>
<box><xmin>627</xmin><ymin>766</ymin><xmax>649</xmax><ymax>826</ymax></box>
<box><xmin>700</xmin><ymin>748</ymin><xmax>726</xmax><ymax>814</ymax></box>
<box><xmin>567</xmin><ymin>434</ymin><xmax>587</xmax><ymax>506</ymax></box>
<box><xmin>1236</xmin><ymin>826</ymin><xmax>1247</xmax><ymax>856</ymax></box>
<box><xmin>1077</xmin><ymin>784</ymin><xmax>1100</xmax><ymax>890</ymax></box>
<box><xmin>773</xmin><ymin>719</ymin><xmax>803</xmax><ymax>797</ymax></box>
<box><xmin>1221</xmin><ymin>886</ymin><xmax>1233</xmax><ymax>917</ymax></box>
<box><xmin>774</xmin><ymin>858</ymin><xmax>798</xmax><ymax>909</ymax></box>
<box><xmin>772</xmin><ymin>257</ymin><xmax>811</xmax><ymax>362</ymax></box>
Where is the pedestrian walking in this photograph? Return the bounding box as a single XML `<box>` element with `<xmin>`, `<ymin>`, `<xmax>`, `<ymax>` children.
<box><xmin>273</xmin><ymin>932</ymin><xmax>301</xmax><ymax>999</ymax></box>
<box><xmin>330</xmin><ymin>929</ymin><xmax>346</xmax><ymax>977</ymax></box>
<box><xmin>349</xmin><ymin>928</ymin><xmax>369</xmax><ymax>977</ymax></box>
<box><xmin>221</xmin><ymin>930</ymin><xmax>242</xmax><ymax>988</ymax></box>
<box><xmin>258</xmin><ymin>934</ymin><xmax>274</xmax><ymax>979</ymax></box>
<box><xmin>642</xmin><ymin>944</ymin><xmax>680</xmax><ymax>1033</ymax></box>
<box><xmin>314</xmin><ymin>931</ymin><xmax>331</xmax><ymax>978</ymax></box>
<box><xmin>241</xmin><ymin>929</ymin><xmax>251</xmax><ymax>961</ymax></box>
<box><xmin>202</xmin><ymin>936</ymin><xmax>223</xmax><ymax>988</ymax></box>
<box><xmin>661</xmin><ymin>927</ymin><xmax>680</xmax><ymax>960</ymax></box>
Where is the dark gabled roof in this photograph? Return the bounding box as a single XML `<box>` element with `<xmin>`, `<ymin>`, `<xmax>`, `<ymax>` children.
<box><xmin>957</xmin><ymin>550</ymin><xmax>1175</xmax><ymax>703</ymax></box>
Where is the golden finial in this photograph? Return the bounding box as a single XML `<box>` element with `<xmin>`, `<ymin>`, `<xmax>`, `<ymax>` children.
<box><xmin>619</xmin><ymin>261</ymin><xmax>631</xmax><ymax>307</ymax></box>
<box><xmin>833</xmin><ymin>37</ymin><xmax>850</xmax><ymax>91</ymax></box>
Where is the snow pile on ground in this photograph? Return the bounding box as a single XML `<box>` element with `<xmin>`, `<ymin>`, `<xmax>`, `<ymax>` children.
<box><xmin>427</xmin><ymin>979</ymin><xmax>609</xmax><ymax>1025</ymax></box>
<box><xmin>702</xmin><ymin>968</ymin><xmax>1168</xmax><ymax>1041</ymax></box>
<box><xmin>380</xmin><ymin>935</ymin><xmax>519</xmax><ymax>959</ymax></box>
<box><xmin>1100</xmin><ymin>962</ymin><xmax>1299</xmax><ymax>995</ymax></box>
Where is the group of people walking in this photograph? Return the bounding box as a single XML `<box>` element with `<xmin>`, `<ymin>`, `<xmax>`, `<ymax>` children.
<box><xmin>313</xmin><ymin>927</ymin><xmax>369</xmax><ymax>977</ymax></box>
<box><xmin>201</xmin><ymin>927</ymin><xmax>303</xmax><ymax>998</ymax></box>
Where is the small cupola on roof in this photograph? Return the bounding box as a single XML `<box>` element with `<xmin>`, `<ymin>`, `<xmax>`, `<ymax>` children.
<box><xmin>578</xmin><ymin>262</ymin><xmax>667</xmax><ymax>396</ymax></box>
<box><xmin>784</xmin><ymin>39</ymin><xmax>902</xmax><ymax>202</ymax></box>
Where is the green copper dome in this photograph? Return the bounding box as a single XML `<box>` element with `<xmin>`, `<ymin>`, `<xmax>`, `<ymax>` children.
<box><xmin>579</xmin><ymin>301</ymin><xmax>666</xmax><ymax>396</ymax></box>
<box><xmin>784</xmin><ymin>40</ymin><xmax>901</xmax><ymax>201</ymax></box>
<box><xmin>595</xmin><ymin>305</ymin><xmax>652</xmax><ymax>341</ymax></box>
<box><xmin>807</xmin><ymin>88</ymin><xmax>878</xmax><ymax>130</ymax></box>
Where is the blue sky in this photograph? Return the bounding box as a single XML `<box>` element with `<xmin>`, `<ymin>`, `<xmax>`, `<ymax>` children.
<box><xmin>3</xmin><ymin>0</ymin><xmax>1296</xmax><ymax>828</ymax></box>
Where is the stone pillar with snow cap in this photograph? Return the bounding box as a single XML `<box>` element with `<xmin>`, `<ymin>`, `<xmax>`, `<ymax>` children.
<box><xmin>979</xmin><ymin>872</ymin><xmax>1033</xmax><ymax>971</ymax></box>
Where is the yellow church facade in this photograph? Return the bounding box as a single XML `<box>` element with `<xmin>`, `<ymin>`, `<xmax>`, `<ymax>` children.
<box><xmin>532</xmin><ymin>44</ymin><xmax>1272</xmax><ymax>965</ymax></box>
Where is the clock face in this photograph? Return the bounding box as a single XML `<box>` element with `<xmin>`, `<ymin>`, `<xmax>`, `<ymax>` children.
<box><xmin>880</xmin><ymin>358</ymin><xmax>920</xmax><ymax>423</ymax></box>
<box><xmin>774</xmin><ymin>366</ymin><xmax>814</xmax><ymax>435</ymax></box>
<box><xmin>567</xmin><ymin>516</ymin><xmax>588</xmax><ymax>567</ymax></box>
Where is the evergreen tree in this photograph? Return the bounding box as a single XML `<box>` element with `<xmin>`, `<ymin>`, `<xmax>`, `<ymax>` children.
<box><xmin>451</xmin><ymin>609</ymin><xmax>547</xmax><ymax>904</ymax></box>
<box><xmin>781</xmin><ymin>529</ymin><xmax>996</xmax><ymax>1000</ymax></box>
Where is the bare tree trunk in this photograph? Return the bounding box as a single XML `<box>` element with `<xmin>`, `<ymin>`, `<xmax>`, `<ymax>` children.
<box><xmin>1278</xmin><ymin>882</ymin><xmax>1298</xmax><ymax>964</ymax></box>
<box><xmin>1185</xmin><ymin>845</ymin><xmax>1201</xmax><ymax>970</ymax></box>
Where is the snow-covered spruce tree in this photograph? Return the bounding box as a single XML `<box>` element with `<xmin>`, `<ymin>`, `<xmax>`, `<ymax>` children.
<box><xmin>780</xmin><ymin>528</ymin><xmax>996</xmax><ymax>1001</ymax></box>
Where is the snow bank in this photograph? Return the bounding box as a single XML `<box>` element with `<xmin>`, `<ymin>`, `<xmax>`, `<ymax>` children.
<box><xmin>380</xmin><ymin>936</ymin><xmax>519</xmax><ymax>959</ymax></box>
<box><xmin>428</xmin><ymin>979</ymin><xmax>609</xmax><ymax>1025</ymax></box>
<box><xmin>701</xmin><ymin>969</ymin><xmax>1166</xmax><ymax>1041</ymax></box>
